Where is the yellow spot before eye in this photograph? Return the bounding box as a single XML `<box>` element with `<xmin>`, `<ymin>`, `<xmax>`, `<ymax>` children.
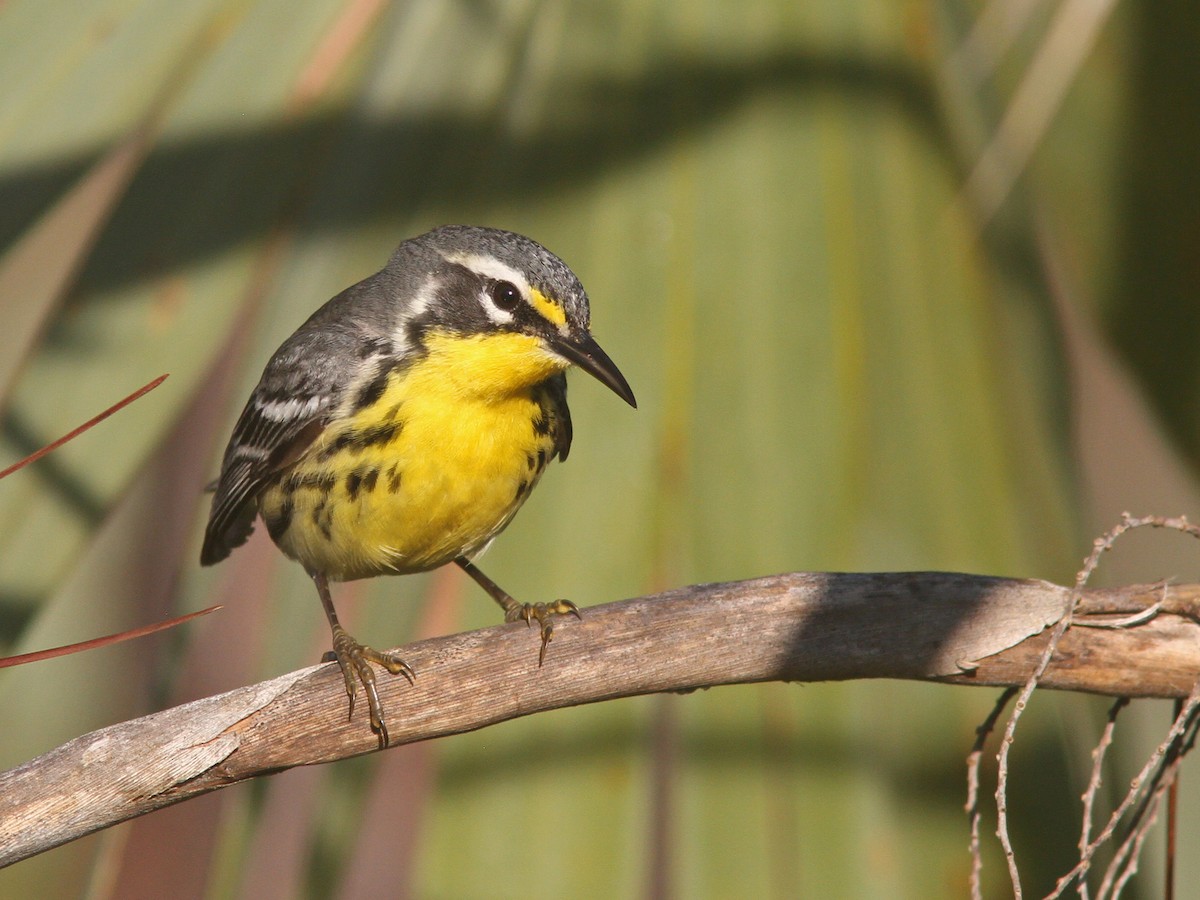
<box><xmin>529</xmin><ymin>287</ymin><xmax>567</xmax><ymax>328</ymax></box>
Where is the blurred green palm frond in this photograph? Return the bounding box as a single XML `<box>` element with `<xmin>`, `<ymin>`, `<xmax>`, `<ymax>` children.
<box><xmin>2</xmin><ymin>1</ymin><xmax>1198</xmax><ymax>897</ymax></box>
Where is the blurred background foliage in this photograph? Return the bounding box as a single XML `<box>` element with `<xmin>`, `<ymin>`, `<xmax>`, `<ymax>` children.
<box><xmin>1</xmin><ymin>0</ymin><xmax>1198</xmax><ymax>897</ymax></box>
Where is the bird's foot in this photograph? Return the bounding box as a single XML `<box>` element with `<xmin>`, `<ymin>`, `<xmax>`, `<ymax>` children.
<box><xmin>503</xmin><ymin>599</ymin><xmax>582</xmax><ymax>666</ymax></box>
<box><xmin>324</xmin><ymin>624</ymin><xmax>414</xmax><ymax>748</ymax></box>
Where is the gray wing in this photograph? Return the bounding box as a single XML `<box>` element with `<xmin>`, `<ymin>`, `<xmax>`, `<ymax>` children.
<box><xmin>200</xmin><ymin>284</ymin><xmax>403</xmax><ymax>566</ymax></box>
<box><xmin>200</xmin><ymin>345</ymin><xmax>336</xmax><ymax>565</ymax></box>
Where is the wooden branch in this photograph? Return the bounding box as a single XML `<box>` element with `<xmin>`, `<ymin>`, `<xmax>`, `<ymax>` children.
<box><xmin>3</xmin><ymin>571</ymin><xmax>1199</xmax><ymax>867</ymax></box>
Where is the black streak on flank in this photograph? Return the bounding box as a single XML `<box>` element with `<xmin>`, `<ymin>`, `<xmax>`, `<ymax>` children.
<box><xmin>386</xmin><ymin>464</ymin><xmax>402</xmax><ymax>493</ymax></box>
<box><xmin>345</xmin><ymin>467</ymin><xmax>379</xmax><ymax>500</ymax></box>
<box><xmin>354</xmin><ymin>365</ymin><xmax>394</xmax><ymax>412</ymax></box>
<box><xmin>316</xmin><ymin>419</ymin><xmax>401</xmax><ymax>462</ymax></box>
<box><xmin>319</xmin><ymin>431</ymin><xmax>357</xmax><ymax>460</ymax></box>
<box><xmin>353</xmin><ymin>421</ymin><xmax>401</xmax><ymax>449</ymax></box>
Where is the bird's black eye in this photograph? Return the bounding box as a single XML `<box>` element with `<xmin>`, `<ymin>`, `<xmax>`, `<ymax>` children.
<box><xmin>489</xmin><ymin>280</ymin><xmax>522</xmax><ymax>312</ymax></box>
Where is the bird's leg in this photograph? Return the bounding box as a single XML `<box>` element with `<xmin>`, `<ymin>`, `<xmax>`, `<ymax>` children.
<box><xmin>312</xmin><ymin>571</ymin><xmax>414</xmax><ymax>748</ymax></box>
<box><xmin>454</xmin><ymin>557</ymin><xmax>581</xmax><ymax>665</ymax></box>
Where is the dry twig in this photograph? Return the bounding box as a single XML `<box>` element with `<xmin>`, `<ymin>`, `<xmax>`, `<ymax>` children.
<box><xmin>1049</xmin><ymin>683</ymin><xmax>1200</xmax><ymax>898</ymax></box>
<box><xmin>1075</xmin><ymin>697</ymin><xmax>1128</xmax><ymax>900</ymax></box>
<box><xmin>968</xmin><ymin>687</ymin><xmax>1017</xmax><ymax>900</ymax></box>
<box><xmin>979</xmin><ymin>514</ymin><xmax>1200</xmax><ymax>899</ymax></box>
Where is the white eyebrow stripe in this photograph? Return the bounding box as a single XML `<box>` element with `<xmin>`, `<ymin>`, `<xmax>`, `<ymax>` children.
<box><xmin>446</xmin><ymin>253</ymin><xmax>530</xmax><ymax>294</ymax></box>
<box><xmin>446</xmin><ymin>251</ymin><xmax>537</xmax><ymax>326</ymax></box>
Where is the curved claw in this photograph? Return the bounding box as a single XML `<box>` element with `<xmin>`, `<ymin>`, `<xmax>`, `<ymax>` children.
<box><xmin>327</xmin><ymin>624</ymin><xmax>414</xmax><ymax>748</ymax></box>
<box><xmin>503</xmin><ymin>599</ymin><xmax>582</xmax><ymax>666</ymax></box>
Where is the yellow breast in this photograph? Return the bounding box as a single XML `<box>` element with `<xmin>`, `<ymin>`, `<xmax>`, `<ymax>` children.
<box><xmin>258</xmin><ymin>331</ymin><xmax>566</xmax><ymax>581</ymax></box>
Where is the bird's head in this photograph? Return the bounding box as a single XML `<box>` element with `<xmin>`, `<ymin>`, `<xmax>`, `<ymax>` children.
<box><xmin>391</xmin><ymin>225</ymin><xmax>636</xmax><ymax>407</ymax></box>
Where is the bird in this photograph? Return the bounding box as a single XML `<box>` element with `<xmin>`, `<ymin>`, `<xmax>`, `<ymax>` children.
<box><xmin>200</xmin><ymin>225</ymin><xmax>636</xmax><ymax>746</ymax></box>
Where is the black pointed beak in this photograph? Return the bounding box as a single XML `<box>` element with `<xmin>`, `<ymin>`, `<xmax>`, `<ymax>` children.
<box><xmin>551</xmin><ymin>332</ymin><xmax>637</xmax><ymax>408</ymax></box>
